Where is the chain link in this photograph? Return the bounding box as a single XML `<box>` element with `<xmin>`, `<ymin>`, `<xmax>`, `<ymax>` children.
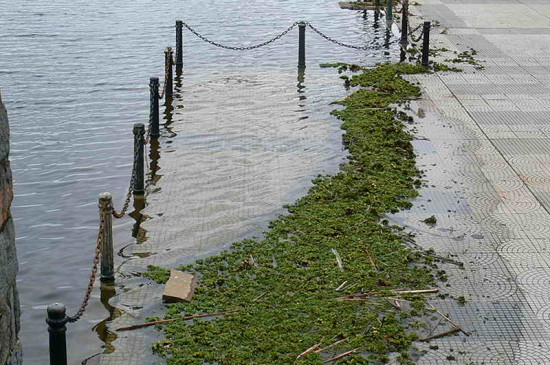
<box><xmin>112</xmin><ymin>130</ymin><xmax>142</xmax><ymax>219</ymax></box>
<box><xmin>158</xmin><ymin>48</ymin><xmax>172</xmax><ymax>100</ymax></box>
<box><xmin>182</xmin><ymin>22</ymin><xmax>299</xmax><ymax>50</ymax></box>
<box><xmin>67</xmin><ymin>203</ymin><xmax>107</xmax><ymax>323</ymax></box>
<box><xmin>306</xmin><ymin>22</ymin><xmax>400</xmax><ymax>50</ymax></box>
<box><xmin>408</xmin><ymin>23</ymin><xmax>424</xmax><ymax>42</ymax></box>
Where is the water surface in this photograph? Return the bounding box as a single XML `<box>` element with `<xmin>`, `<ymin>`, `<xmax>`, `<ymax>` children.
<box><xmin>0</xmin><ymin>0</ymin><xmax>398</xmax><ymax>362</ymax></box>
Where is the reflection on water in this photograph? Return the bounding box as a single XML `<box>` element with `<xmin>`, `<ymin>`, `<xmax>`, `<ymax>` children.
<box><xmin>129</xmin><ymin>196</ymin><xmax>147</xmax><ymax>242</ymax></box>
<box><xmin>92</xmin><ymin>282</ymin><xmax>120</xmax><ymax>354</ymax></box>
<box><xmin>1</xmin><ymin>0</ymin><xmax>399</xmax><ymax>361</ymax></box>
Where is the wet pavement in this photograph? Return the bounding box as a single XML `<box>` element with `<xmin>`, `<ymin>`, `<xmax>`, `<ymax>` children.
<box><xmin>97</xmin><ymin>69</ymin><xmax>352</xmax><ymax>365</ymax></box>
<box><xmin>392</xmin><ymin>0</ymin><xmax>550</xmax><ymax>363</ymax></box>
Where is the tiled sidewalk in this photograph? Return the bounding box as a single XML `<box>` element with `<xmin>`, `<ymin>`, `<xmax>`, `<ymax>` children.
<box><xmin>395</xmin><ymin>0</ymin><xmax>550</xmax><ymax>363</ymax></box>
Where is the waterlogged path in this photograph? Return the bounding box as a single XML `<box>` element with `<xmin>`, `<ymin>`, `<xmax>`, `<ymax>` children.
<box><xmin>0</xmin><ymin>0</ymin><xmax>398</xmax><ymax>363</ymax></box>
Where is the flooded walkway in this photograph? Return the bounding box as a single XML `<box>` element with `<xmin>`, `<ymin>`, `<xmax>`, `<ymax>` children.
<box><xmin>394</xmin><ymin>0</ymin><xmax>550</xmax><ymax>363</ymax></box>
<box><xmin>1</xmin><ymin>0</ymin><xmax>397</xmax><ymax>362</ymax></box>
<box><xmin>96</xmin><ymin>12</ymin><xmax>398</xmax><ymax>365</ymax></box>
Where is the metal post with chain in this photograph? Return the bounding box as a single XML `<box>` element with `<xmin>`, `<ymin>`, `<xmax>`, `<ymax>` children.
<box><xmin>46</xmin><ymin>192</ymin><xmax>109</xmax><ymax>364</ymax></box>
<box><xmin>99</xmin><ymin>193</ymin><xmax>114</xmax><ymax>282</ymax></box>
<box><xmin>165</xmin><ymin>47</ymin><xmax>174</xmax><ymax>99</ymax></box>
<box><xmin>298</xmin><ymin>22</ymin><xmax>306</xmax><ymax>68</ymax></box>
<box><xmin>132</xmin><ymin>123</ymin><xmax>145</xmax><ymax>196</ymax></box>
<box><xmin>400</xmin><ymin>0</ymin><xmax>409</xmax><ymax>46</ymax></box>
<box><xmin>176</xmin><ymin>20</ymin><xmax>183</xmax><ymax>68</ymax></box>
<box><xmin>181</xmin><ymin>21</ymin><xmax>400</xmax><ymax>53</ymax></box>
<box><xmin>181</xmin><ymin>21</ymin><xmax>299</xmax><ymax>50</ymax></box>
<box><xmin>149</xmin><ymin>77</ymin><xmax>160</xmax><ymax>139</ymax></box>
<box><xmin>422</xmin><ymin>21</ymin><xmax>431</xmax><ymax>68</ymax></box>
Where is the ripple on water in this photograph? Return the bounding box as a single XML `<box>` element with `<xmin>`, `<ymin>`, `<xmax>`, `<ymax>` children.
<box><xmin>2</xmin><ymin>0</ymin><xmax>398</xmax><ymax>362</ymax></box>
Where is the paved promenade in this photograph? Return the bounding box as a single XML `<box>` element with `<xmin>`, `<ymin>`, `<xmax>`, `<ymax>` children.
<box><xmin>395</xmin><ymin>0</ymin><xmax>550</xmax><ymax>363</ymax></box>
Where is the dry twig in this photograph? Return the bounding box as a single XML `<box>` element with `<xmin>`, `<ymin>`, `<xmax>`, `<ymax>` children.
<box><xmin>324</xmin><ymin>347</ymin><xmax>363</xmax><ymax>363</ymax></box>
<box><xmin>116</xmin><ymin>309</ymin><xmax>239</xmax><ymax>332</ymax></box>
<box><xmin>297</xmin><ymin>342</ymin><xmax>322</xmax><ymax>359</ymax></box>
<box><xmin>419</xmin><ymin>327</ymin><xmax>460</xmax><ymax>342</ymax></box>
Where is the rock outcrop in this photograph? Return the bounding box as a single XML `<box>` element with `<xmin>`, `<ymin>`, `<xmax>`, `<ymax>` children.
<box><xmin>0</xmin><ymin>92</ymin><xmax>22</xmax><ymax>365</ymax></box>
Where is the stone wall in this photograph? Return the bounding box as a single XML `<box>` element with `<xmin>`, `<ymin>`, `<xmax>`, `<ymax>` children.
<box><xmin>0</xmin><ymin>92</ymin><xmax>22</xmax><ymax>365</ymax></box>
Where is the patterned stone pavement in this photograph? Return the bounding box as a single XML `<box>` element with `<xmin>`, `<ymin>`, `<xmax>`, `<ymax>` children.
<box><xmin>393</xmin><ymin>0</ymin><xmax>550</xmax><ymax>363</ymax></box>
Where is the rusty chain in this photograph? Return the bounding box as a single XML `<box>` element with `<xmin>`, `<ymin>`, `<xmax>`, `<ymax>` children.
<box><xmin>112</xmin><ymin>129</ymin><xmax>142</xmax><ymax>219</ymax></box>
<box><xmin>67</xmin><ymin>203</ymin><xmax>107</xmax><ymax>323</ymax></box>
<box><xmin>182</xmin><ymin>22</ymin><xmax>299</xmax><ymax>50</ymax></box>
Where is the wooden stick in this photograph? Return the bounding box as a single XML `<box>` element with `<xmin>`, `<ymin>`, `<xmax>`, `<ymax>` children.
<box><xmin>428</xmin><ymin>304</ymin><xmax>470</xmax><ymax>336</ymax></box>
<box><xmin>314</xmin><ymin>338</ymin><xmax>348</xmax><ymax>353</ymax></box>
<box><xmin>297</xmin><ymin>342</ymin><xmax>322</xmax><ymax>359</ymax></box>
<box><xmin>331</xmin><ymin>248</ymin><xmax>344</xmax><ymax>272</ymax></box>
<box><xmin>324</xmin><ymin>347</ymin><xmax>363</xmax><ymax>363</ymax></box>
<box><xmin>427</xmin><ymin>318</ymin><xmax>443</xmax><ymax>337</ymax></box>
<box><xmin>116</xmin><ymin>309</ymin><xmax>239</xmax><ymax>332</ymax></box>
<box><xmin>335</xmin><ymin>281</ymin><xmax>348</xmax><ymax>292</ymax></box>
<box><xmin>252</xmin><ymin>292</ymin><xmax>267</xmax><ymax>302</ymax></box>
<box><xmin>338</xmin><ymin>288</ymin><xmax>438</xmax><ymax>300</ymax></box>
<box><xmin>418</xmin><ymin>327</ymin><xmax>460</xmax><ymax>342</ymax></box>
<box><xmin>387</xmin><ymin>299</ymin><xmax>401</xmax><ymax>309</ymax></box>
<box><xmin>364</xmin><ymin>248</ymin><xmax>379</xmax><ymax>271</ymax></box>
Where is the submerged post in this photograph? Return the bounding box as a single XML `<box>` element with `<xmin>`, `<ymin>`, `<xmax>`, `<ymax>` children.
<box><xmin>298</xmin><ymin>22</ymin><xmax>306</xmax><ymax>69</ymax></box>
<box><xmin>133</xmin><ymin>123</ymin><xmax>145</xmax><ymax>196</ymax></box>
<box><xmin>46</xmin><ymin>303</ymin><xmax>68</xmax><ymax>365</ymax></box>
<box><xmin>165</xmin><ymin>48</ymin><xmax>174</xmax><ymax>99</ymax></box>
<box><xmin>149</xmin><ymin>77</ymin><xmax>160</xmax><ymax>138</ymax></box>
<box><xmin>386</xmin><ymin>0</ymin><xmax>393</xmax><ymax>22</ymax></box>
<box><xmin>176</xmin><ymin>20</ymin><xmax>183</xmax><ymax>68</ymax></box>
<box><xmin>422</xmin><ymin>21</ymin><xmax>431</xmax><ymax>68</ymax></box>
<box><xmin>99</xmin><ymin>193</ymin><xmax>114</xmax><ymax>282</ymax></box>
<box><xmin>400</xmin><ymin>0</ymin><xmax>409</xmax><ymax>46</ymax></box>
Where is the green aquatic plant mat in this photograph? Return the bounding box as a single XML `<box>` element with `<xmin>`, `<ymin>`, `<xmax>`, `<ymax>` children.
<box><xmin>149</xmin><ymin>63</ymin><xmax>438</xmax><ymax>364</ymax></box>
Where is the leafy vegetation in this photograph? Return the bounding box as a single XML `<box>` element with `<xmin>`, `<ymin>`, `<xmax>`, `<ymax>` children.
<box><xmin>147</xmin><ymin>63</ymin><xmax>444</xmax><ymax>364</ymax></box>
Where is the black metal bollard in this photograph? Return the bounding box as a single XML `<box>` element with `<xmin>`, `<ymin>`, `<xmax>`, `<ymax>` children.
<box><xmin>386</xmin><ymin>0</ymin><xmax>393</xmax><ymax>22</ymax></box>
<box><xmin>298</xmin><ymin>22</ymin><xmax>306</xmax><ymax>69</ymax></box>
<box><xmin>133</xmin><ymin>123</ymin><xmax>145</xmax><ymax>196</ymax></box>
<box><xmin>47</xmin><ymin>303</ymin><xmax>68</xmax><ymax>365</ymax></box>
<box><xmin>400</xmin><ymin>0</ymin><xmax>409</xmax><ymax>46</ymax></box>
<box><xmin>165</xmin><ymin>48</ymin><xmax>174</xmax><ymax>99</ymax></box>
<box><xmin>99</xmin><ymin>193</ymin><xmax>114</xmax><ymax>282</ymax></box>
<box><xmin>149</xmin><ymin>77</ymin><xmax>160</xmax><ymax>138</ymax></box>
<box><xmin>422</xmin><ymin>21</ymin><xmax>431</xmax><ymax>68</ymax></box>
<box><xmin>176</xmin><ymin>20</ymin><xmax>183</xmax><ymax>68</ymax></box>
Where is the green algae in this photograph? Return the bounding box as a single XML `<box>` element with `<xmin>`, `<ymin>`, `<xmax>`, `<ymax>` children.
<box><xmin>421</xmin><ymin>215</ymin><xmax>437</xmax><ymax>225</ymax></box>
<box><xmin>147</xmin><ymin>63</ymin><xmax>442</xmax><ymax>364</ymax></box>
